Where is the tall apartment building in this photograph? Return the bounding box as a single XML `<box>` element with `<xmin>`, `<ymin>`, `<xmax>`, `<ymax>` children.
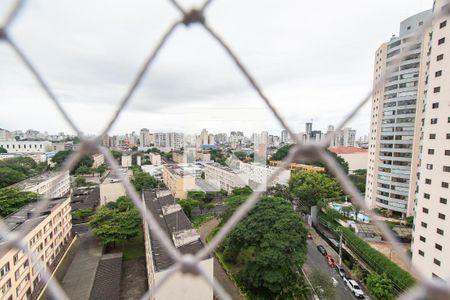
<box><xmin>92</xmin><ymin>154</ymin><xmax>104</xmax><ymax>168</ymax></box>
<box><xmin>140</xmin><ymin>128</ymin><xmax>151</xmax><ymax>147</ymax></box>
<box><xmin>149</xmin><ymin>153</ymin><xmax>162</xmax><ymax>166</ymax></box>
<box><xmin>365</xmin><ymin>10</ymin><xmax>432</xmax><ymax>218</ymax></box>
<box><xmin>411</xmin><ymin>0</ymin><xmax>450</xmax><ymax>281</ymax></box>
<box><xmin>142</xmin><ymin>190</ymin><xmax>213</xmax><ymax>300</ymax></box>
<box><xmin>327</xmin><ymin>126</ymin><xmax>357</xmax><ymax>147</ymax></box>
<box><xmin>0</xmin><ymin>197</ymin><xmax>72</xmax><ymax>300</ymax></box>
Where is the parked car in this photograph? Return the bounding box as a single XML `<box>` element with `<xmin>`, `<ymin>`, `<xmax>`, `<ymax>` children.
<box><xmin>347</xmin><ymin>279</ymin><xmax>365</xmax><ymax>299</ymax></box>
<box><xmin>335</xmin><ymin>265</ymin><xmax>346</xmax><ymax>278</ymax></box>
<box><xmin>325</xmin><ymin>255</ymin><xmax>336</xmax><ymax>267</ymax></box>
<box><xmin>317</xmin><ymin>245</ymin><xmax>327</xmax><ymax>256</ymax></box>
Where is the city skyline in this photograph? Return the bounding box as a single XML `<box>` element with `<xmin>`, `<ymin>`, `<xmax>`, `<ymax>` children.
<box><xmin>0</xmin><ymin>0</ymin><xmax>430</xmax><ymax>136</ymax></box>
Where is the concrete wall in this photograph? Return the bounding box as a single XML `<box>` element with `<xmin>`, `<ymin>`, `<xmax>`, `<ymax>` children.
<box><xmin>99</xmin><ymin>182</ymin><xmax>126</xmax><ymax>205</ymax></box>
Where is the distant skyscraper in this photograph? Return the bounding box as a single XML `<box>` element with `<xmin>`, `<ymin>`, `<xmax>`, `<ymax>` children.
<box><xmin>140</xmin><ymin>128</ymin><xmax>150</xmax><ymax>147</ymax></box>
<box><xmin>281</xmin><ymin>129</ymin><xmax>288</xmax><ymax>144</ymax></box>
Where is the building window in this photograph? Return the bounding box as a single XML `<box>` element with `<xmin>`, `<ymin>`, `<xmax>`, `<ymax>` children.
<box><xmin>432</xmin><ymin>102</ymin><xmax>439</xmax><ymax>109</ymax></box>
<box><xmin>439</xmin><ymin>213</ymin><xmax>446</xmax><ymax>220</ymax></box>
<box><xmin>437</xmin><ymin>228</ymin><xmax>444</xmax><ymax>235</ymax></box>
<box><xmin>447</xmin><ymin>133</ymin><xmax>450</xmax><ymax>139</ymax></box>
<box><xmin>434</xmin><ymin>87</ymin><xmax>441</xmax><ymax>93</ymax></box>
<box><xmin>437</xmin><ymin>54</ymin><xmax>444</xmax><ymax>61</ymax></box>
<box><xmin>444</xmin><ymin>166</ymin><xmax>450</xmax><ymax>172</ymax></box>
<box><xmin>436</xmin><ymin>244</ymin><xmax>443</xmax><ymax>251</ymax></box>
<box><xmin>435</xmin><ymin>70</ymin><xmax>442</xmax><ymax>77</ymax></box>
<box><xmin>445</xmin><ymin>150</ymin><xmax>450</xmax><ymax>156</ymax></box>
<box><xmin>434</xmin><ymin>259</ymin><xmax>441</xmax><ymax>266</ymax></box>
<box><xmin>430</xmin><ymin>134</ymin><xmax>436</xmax><ymax>139</ymax></box>
<box><xmin>426</xmin><ymin>164</ymin><xmax>433</xmax><ymax>170</ymax></box>
<box><xmin>421</xmin><ymin>222</ymin><xmax>427</xmax><ymax>228</ymax></box>
<box><xmin>431</xmin><ymin>118</ymin><xmax>438</xmax><ymax>124</ymax></box>
<box><xmin>440</xmin><ymin>20</ymin><xmax>447</xmax><ymax>28</ymax></box>
<box><xmin>423</xmin><ymin>207</ymin><xmax>429</xmax><ymax>214</ymax></box>
<box><xmin>425</xmin><ymin>179</ymin><xmax>432</xmax><ymax>185</ymax></box>
<box><xmin>428</xmin><ymin>149</ymin><xmax>435</xmax><ymax>154</ymax></box>
<box><xmin>442</xmin><ymin>182</ymin><xmax>449</xmax><ymax>188</ymax></box>
<box><xmin>419</xmin><ymin>250</ymin><xmax>425</xmax><ymax>256</ymax></box>
<box><xmin>438</xmin><ymin>37</ymin><xmax>446</xmax><ymax>45</ymax></box>
<box><xmin>420</xmin><ymin>235</ymin><xmax>426</xmax><ymax>242</ymax></box>
<box><xmin>441</xmin><ymin>198</ymin><xmax>448</xmax><ymax>204</ymax></box>
<box><xmin>0</xmin><ymin>263</ymin><xmax>10</xmax><ymax>279</ymax></box>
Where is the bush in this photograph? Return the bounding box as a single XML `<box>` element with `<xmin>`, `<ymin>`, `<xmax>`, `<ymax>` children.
<box><xmin>340</xmin><ymin>227</ymin><xmax>414</xmax><ymax>292</ymax></box>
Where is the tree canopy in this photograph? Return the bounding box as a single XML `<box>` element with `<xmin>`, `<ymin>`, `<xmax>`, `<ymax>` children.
<box><xmin>0</xmin><ymin>188</ymin><xmax>39</xmax><ymax>217</ymax></box>
<box><xmin>0</xmin><ymin>157</ymin><xmax>47</xmax><ymax>188</ymax></box>
<box><xmin>270</xmin><ymin>144</ymin><xmax>294</xmax><ymax>161</ymax></box>
<box><xmin>349</xmin><ymin>169</ymin><xmax>367</xmax><ymax>193</ymax></box>
<box><xmin>366</xmin><ymin>273</ymin><xmax>394</xmax><ymax>300</ymax></box>
<box><xmin>131</xmin><ymin>167</ymin><xmax>159</xmax><ymax>192</ymax></box>
<box><xmin>289</xmin><ymin>170</ymin><xmax>342</xmax><ymax>208</ymax></box>
<box><xmin>0</xmin><ymin>147</ymin><xmax>6</xmax><ymax>153</ymax></box>
<box><xmin>90</xmin><ymin>196</ymin><xmax>141</xmax><ymax>247</ymax></box>
<box><xmin>221</xmin><ymin>197</ymin><xmax>308</xmax><ymax>299</ymax></box>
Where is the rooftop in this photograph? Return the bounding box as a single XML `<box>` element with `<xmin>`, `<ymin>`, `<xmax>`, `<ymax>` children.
<box><xmin>329</xmin><ymin>147</ymin><xmax>368</xmax><ymax>155</ymax></box>
<box><xmin>163</xmin><ymin>164</ymin><xmax>196</xmax><ymax>178</ymax></box>
<box><xmin>9</xmin><ymin>171</ymin><xmax>67</xmax><ymax>191</ymax></box>
<box><xmin>0</xmin><ymin>197</ymin><xmax>69</xmax><ymax>254</ymax></box>
<box><xmin>143</xmin><ymin>190</ymin><xmax>206</xmax><ymax>272</ymax></box>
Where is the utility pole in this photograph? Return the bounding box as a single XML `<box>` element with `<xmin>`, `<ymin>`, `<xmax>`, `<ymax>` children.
<box><xmin>339</xmin><ymin>232</ymin><xmax>343</xmax><ymax>265</ymax></box>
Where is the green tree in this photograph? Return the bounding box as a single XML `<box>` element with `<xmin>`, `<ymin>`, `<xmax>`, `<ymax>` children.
<box><xmin>90</xmin><ymin>203</ymin><xmax>141</xmax><ymax>248</ymax></box>
<box><xmin>74</xmin><ymin>176</ymin><xmax>87</xmax><ymax>187</ymax></box>
<box><xmin>178</xmin><ymin>199</ymin><xmax>199</xmax><ymax>219</ymax></box>
<box><xmin>289</xmin><ymin>171</ymin><xmax>342</xmax><ymax>208</ymax></box>
<box><xmin>0</xmin><ymin>147</ymin><xmax>7</xmax><ymax>153</ymax></box>
<box><xmin>349</xmin><ymin>169</ymin><xmax>367</xmax><ymax>193</ymax></box>
<box><xmin>75</xmin><ymin>165</ymin><xmax>91</xmax><ymax>175</ymax></box>
<box><xmin>366</xmin><ymin>273</ymin><xmax>394</xmax><ymax>300</ymax></box>
<box><xmin>210</xmin><ymin>149</ymin><xmax>227</xmax><ymax>166</ymax></box>
<box><xmin>111</xmin><ymin>150</ymin><xmax>122</xmax><ymax>160</ymax></box>
<box><xmin>324</xmin><ymin>207</ymin><xmax>342</xmax><ymax>222</ymax></box>
<box><xmin>0</xmin><ymin>188</ymin><xmax>39</xmax><ymax>217</ymax></box>
<box><xmin>0</xmin><ymin>168</ymin><xmax>27</xmax><ymax>188</ymax></box>
<box><xmin>51</xmin><ymin>150</ymin><xmax>72</xmax><ymax>167</ymax></box>
<box><xmin>309</xmin><ymin>268</ymin><xmax>336</xmax><ymax>300</ymax></box>
<box><xmin>95</xmin><ymin>164</ymin><xmax>107</xmax><ymax>175</ymax></box>
<box><xmin>222</xmin><ymin>197</ymin><xmax>308</xmax><ymax>298</ymax></box>
<box><xmin>270</xmin><ymin>144</ymin><xmax>294</xmax><ymax>161</ymax></box>
<box><xmin>341</xmin><ymin>205</ymin><xmax>353</xmax><ymax>218</ymax></box>
<box><xmin>72</xmin><ymin>208</ymin><xmax>94</xmax><ymax>222</ymax></box>
<box><xmin>233</xmin><ymin>151</ymin><xmax>248</xmax><ymax>161</ymax></box>
<box><xmin>131</xmin><ymin>169</ymin><xmax>159</xmax><ymax>192</ymax></box>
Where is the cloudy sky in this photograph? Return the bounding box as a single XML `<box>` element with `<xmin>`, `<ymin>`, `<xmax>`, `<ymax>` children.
<box><xmin>0</xmin><ymin>0</ymin><xmax>431</xmax><ymax>137</ymax></box>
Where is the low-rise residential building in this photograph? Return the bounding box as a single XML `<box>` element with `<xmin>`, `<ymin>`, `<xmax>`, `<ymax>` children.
<box><xmin>149</xmin><ymin>153</ymin><xmax>162</xmax><ymax>166</ymax></box>
<box><xmin>195</xmin><ymin>151</ymin><xmax>211</xmax><ymax>161</ymax></box>
<box><xmin>0</xmin><ymin>141</ymin><xmax>52</xmax><ymax>154</ymax></box>
<box><xmin>10</xmin><ymin>171</ymin><xmax>70</xmax><ymax>198</ymax></box>
<box><xmin>329</xmin><ymin>147</ymin><xmax>369</xmax><ymax>173</ymax></box>
<box><xmin>142</xmin><ymin>190</ymin><xmax>213</xmax><ymax>300</ymax></box>
<box><xmin>172</xmin><ymin>152</ymin><xmax>186</xmax><ymax>164</ymax></box>
<box><xmin>99</xmin><ymin>168</ymin><xmax>131</xmax><ymax>205</ymax></box>
<box><xmin>0</xmin><ymin>197</ymin><xmax>73</xmax><ymax>300</ymax></box>
<box><xmin>268</xmin><ymin>161</ymin><xmax>325</xmax><ymax>172</ymax></box>
<box><xmin>92</xmin><ymin>154</ymin><xmax>105</xmax><ymax>168</ymax></box>
<box><xmin>238</xmin><ymin>162</ymin><xmax>291</xmax><ymax>190</ymax></box>
<box><xmin>204</xmin><ymin>163</ymin><xmax>248</xmax><ymax>193</ymax></box>
<box><xmin>121</xmin><ymin>155</ymin><xmax>132</xmax><ymax>168</ymax></box>
<box><xmin>162</xmin><ymin>165</ymin><xmax>196</xmax><ymax>199</ymax></box>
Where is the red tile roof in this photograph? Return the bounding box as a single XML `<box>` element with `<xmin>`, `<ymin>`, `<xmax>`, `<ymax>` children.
<box><xmin>329</xmin><ymin>147</ymin><xmax>368</xmax><ymax>155</ymax></box>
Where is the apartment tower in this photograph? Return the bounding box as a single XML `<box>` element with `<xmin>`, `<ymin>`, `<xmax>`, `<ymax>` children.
<box><xmin>411</xmin><ymin>0</ymin><xmax>450</xmax><ymax>281</ymax></box>
<box><xmin>365</xmin><ymin>10</ymin><xmax>432</xmax><ymax>218</ymax></box>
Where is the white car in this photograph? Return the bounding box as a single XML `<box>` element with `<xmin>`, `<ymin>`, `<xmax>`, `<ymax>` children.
<box><xmin>347</xmin><ymin>279</ymin><xmax>365</xmax><ymax>298</ymax></box>
<box><xmin>331</xmin><ymin>277</ymin><xmax>338</xmax><ymax>287</ymax></box>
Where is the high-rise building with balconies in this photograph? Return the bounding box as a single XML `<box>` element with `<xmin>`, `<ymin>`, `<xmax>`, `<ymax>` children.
<box><xmin>365</xmin><ymin>9</ymin><xmax>432</xmax><ymax>218</ymax></box>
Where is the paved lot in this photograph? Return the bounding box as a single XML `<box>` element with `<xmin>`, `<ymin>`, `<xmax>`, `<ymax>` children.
<box><xmin>61</xmin><ymin>232</ymin><xmax>103</xmax><ymax>300</ymax></box>
<box><xmin>120</xmin><ymin>257</ymin><xmax>148</xmax><ymax>300</ymax></box>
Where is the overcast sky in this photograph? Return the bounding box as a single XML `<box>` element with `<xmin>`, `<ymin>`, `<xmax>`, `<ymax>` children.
<box><xmin>0</xmin><ymin>0</ymin><xmax>432</xmax><ymax>137</ymax></box>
